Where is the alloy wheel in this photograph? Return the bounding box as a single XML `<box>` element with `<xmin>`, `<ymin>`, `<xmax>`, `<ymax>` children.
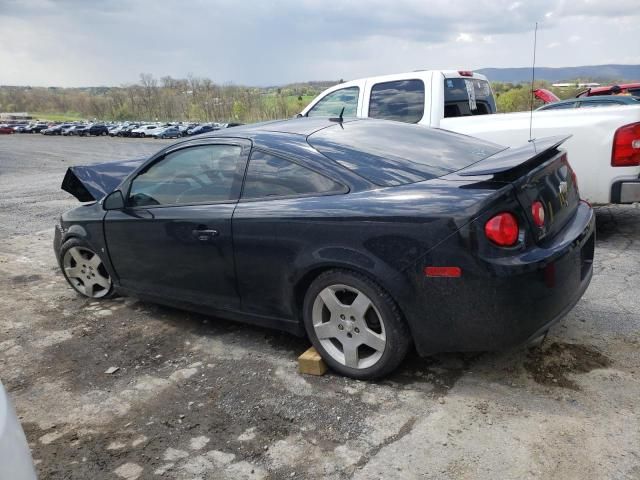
<box><xmin>312</xmin><ymin>284</ymin><xmax>386</xmax><ymax>369</ymax></box>
<box><xmin>62</xmin><ymin>246</ymin><xmax>111</xmax><ymax>298</ymax></box>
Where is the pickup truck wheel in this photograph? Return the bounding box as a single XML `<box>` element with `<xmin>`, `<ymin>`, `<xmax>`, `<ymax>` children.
<box><xmin>303</xmin><ymin>270</ymin><xmax>410</xmax><ymax>379</ymax></box>
<box><xmin>60</xmin><ymin>239</ymin><xmax>114</xmax><ymax>299</ymax></box>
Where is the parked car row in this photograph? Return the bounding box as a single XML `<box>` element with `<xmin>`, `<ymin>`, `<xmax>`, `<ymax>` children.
<box><xmin>0</xmin><ymin>120</ymin><xmax>243</xmax><ymax>137</ymax></box>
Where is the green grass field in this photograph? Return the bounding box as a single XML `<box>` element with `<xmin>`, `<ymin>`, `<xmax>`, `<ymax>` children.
<box><xmin>30</xmin><ymin>111</ymin><xmax>85</xmax><ymax>122</ymax></box>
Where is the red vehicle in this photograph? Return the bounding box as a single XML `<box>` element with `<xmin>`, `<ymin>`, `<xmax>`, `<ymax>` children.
<box><xmin>533</xmin><ymin>88</ymin><xmax>560</xmax><ymax>104</ymax></box>
<box><xmin>577</xmin><ymin>83</ymin><xmax>640</xmax><ymax>98</ymax></box>
<box><xmin>0</xmin><ymin>125</ymin><xmax>15</xmax><ymax>134</ymax></box>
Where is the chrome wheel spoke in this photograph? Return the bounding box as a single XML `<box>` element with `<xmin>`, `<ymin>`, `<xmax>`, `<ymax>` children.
<box><xmin>64</xmin><ymin>266</ymin><xmax>83</xmax><ymax>279</ymax></box>
<box><xmin>74</xmin><ymin>280</ymin><xmax>87</xmax><ymax>295</ymax></box>
<box><xmin>319</xmin><ymin>288</ymin><xmax>342</xmax><ymax>314</ymax></box>
<box><xmin>69</xmin><ymin>248</ymin><xmax>84</xmax><ymax>265</ymax></box>
<box><xmin>314</xmin><ymin>321</ymin><xmax>338</xmax><ymax>339</ymax></box>
<box><xmin>93</xmin><ymin>273</ymin><xmax>111</xmax><ymax>289</ymax></box>
<box><xmin>343</xmin><ymin>343</ymin><xmax>359</xmax><ymax>368</ymax></box>
<box><xmin>88</xmin><ymin>253</ymin><xmax>102</xmax><ymax>268</ymax></box>
<box><xmin>360</xmin><ymin>328</ymin><xmax>386</xmax><ymax>352</ymax></box>
<box><xmin>350</xmin><ymin>292</ymin><xmax>372</xmax><ymax>319</ymax></box>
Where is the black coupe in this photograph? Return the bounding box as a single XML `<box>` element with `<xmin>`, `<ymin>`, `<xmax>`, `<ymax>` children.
<box><xmin>54</xmin><ymin>118</ymin><xmax>595</xmax><ymax>379</ymax></box>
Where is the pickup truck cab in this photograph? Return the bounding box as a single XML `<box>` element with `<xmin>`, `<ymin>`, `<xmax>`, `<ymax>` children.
<box><xmin>301</xmin><ymin>70</ymin><xmax>640</xmax><ymax>204</ymax></box>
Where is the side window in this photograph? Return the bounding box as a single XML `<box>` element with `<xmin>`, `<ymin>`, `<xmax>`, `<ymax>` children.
<box><xmin>242</xmin><ymin>151</ymin><xmax>344</xmax><ymax>199</ymax></box>
<box><xmin>307</xmin><ymin>87</ymin><xmax>359</xmax><ymax>117</ymax></box>
<box><xmin>369</xmin><ymin>79</ymin><xmax>425</xmax><ymax>123</ymax></box>
<box><xmin>128</xmin><ymin>145</ymin><xmax>242</xmax><ymax>207</ymax></box>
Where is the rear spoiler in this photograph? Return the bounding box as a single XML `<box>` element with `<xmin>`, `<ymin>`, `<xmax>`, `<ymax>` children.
<box><xmin>61</xmin><ymin>158</ymin><xmax>146</xmax><ymax>202</ymax></box>
<box><xmin>457</xmin><ymin>135</ymin><xmax>571</xmax><ymax>177</ymax></box>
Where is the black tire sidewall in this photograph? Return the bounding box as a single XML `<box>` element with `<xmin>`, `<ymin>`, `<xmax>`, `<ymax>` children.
<box><xmin>59</xmin><ymin>237</ymin><xmax>115</xmax><ymax>298</ymax></box>
<box><xmin>302</xmin><ymin>270</ymin><xmax>410</xmax><ymax>380</ymax></box>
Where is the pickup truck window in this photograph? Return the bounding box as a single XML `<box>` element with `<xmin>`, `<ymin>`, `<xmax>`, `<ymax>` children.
<box><xmin>368</xmin><ymin>79</ymin><xmax>425</xmax><ymax>124</ymax></box>
<box><xmin>444</xmin><ymin>78</ymin><xmax>496</xmax><ymax>117</ymax></box>
<box><xmin>307</xmin><ymin>87</ymin><xmax>359</xmax><ymax>117</ymax></box>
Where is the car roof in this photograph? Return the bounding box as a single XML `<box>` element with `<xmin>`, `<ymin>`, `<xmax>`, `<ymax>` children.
<box><xmin>197</xmin><ymin>117</ymin><xmax>350</xmax><ymax>139</ymax></box>
<box><xmin>539</xmin><ymin>95</ymin><xmax>639</xmax><ymax>109</ymax></box>
<box><xmin>184</xmin><ymin>117</ymin><xmax>504</xmax><ymax>186</ymax></box>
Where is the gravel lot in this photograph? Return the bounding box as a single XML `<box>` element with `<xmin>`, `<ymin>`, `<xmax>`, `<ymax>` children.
<box><xmin>1</xmin><ymin>134</ymin><xmax>639</xmax><ymax>479</ymax></box>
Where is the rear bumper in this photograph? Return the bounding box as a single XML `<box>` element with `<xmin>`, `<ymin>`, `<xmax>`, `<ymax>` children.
<box><xmin>404</xmin><ymin>202</ymin><xmax>595</xmax><ymax>355</ymax></box>
<box><xmin>611</xmin><ymin>179</ymin><xmax>640</xmax><ymax>203</ymax></box>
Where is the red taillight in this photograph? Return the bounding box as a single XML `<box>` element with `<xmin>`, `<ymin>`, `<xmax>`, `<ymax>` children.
<box><xmin>612</xmin><ymin>122</ymin><xmax>640</xmax><ymax>167</ymax></box>
<box><xmin>424</xmin><ymin>266</ymin><xmax>462</xmax><ymax>278</ymax></box>
<box><xmin>458</xmin><ymin>70</ymin><xmax>473</xmax><ymax>77</ymax></box>
<box><xmin>531</xmin><ymin>201</ymin><xmax>545</xmax><ymax>227</ymax></box>
<box><xmin>485</xmin><ymin>212</ymin><xmax>519</xmax><ymax>247</ymax></box>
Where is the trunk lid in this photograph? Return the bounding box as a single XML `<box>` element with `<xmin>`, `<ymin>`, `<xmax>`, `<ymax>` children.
<box><xmin>457</xmin><ymin>136</ymin><xmax>580</xmax><ymax>242</ymax></box>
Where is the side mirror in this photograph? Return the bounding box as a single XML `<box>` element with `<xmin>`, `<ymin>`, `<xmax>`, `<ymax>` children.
<box><xmin>103</xmin><ymin>190</ymin><xmax>125</xmax><ymax>210</ymax></box>
<box><xmin>295</xmin><ymin>113</ymin><xmax>304</xmax><ymax>118</ymax></box>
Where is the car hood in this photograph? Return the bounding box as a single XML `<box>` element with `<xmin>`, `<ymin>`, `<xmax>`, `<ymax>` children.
<box><xmin>61</xmin><ymin>158</ymin><xmax>146</xmax><ymax>202</ymax></box>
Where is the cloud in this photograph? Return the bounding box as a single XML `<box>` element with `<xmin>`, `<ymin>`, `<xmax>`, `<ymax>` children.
<box><xmin>0</xmin><ymin>0</ymin><xmax>638</xmax><ymax>86</ymax></box>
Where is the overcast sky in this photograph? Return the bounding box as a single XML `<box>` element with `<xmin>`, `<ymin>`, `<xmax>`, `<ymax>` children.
<box><xmin>1</xmin><ymin>0</ymin><xmax>638</xmax><ymax>87</ymax></box>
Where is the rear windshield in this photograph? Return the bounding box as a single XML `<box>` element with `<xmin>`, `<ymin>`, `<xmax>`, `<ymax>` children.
<box><xmin>308</xmin><ymin>120</ymin><xmax>504</xmax><ymax>186</ymax></box>
<box><xmin>444</xmin><ymin>77</ymin><xmax>496</xmax><ymax>118</ymax></box>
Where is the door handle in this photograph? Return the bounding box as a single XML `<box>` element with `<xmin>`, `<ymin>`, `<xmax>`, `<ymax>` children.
<box><xmin>192</xmin><ymin>229</ymin><xmax>219</xmax><ymax>241</ymax></box>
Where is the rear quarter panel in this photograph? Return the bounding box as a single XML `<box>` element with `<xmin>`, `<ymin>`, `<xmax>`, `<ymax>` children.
<box><xmin>232</xmin><ymin>179</ymin><xmax>506</xmax><ymax>329</ymax></box>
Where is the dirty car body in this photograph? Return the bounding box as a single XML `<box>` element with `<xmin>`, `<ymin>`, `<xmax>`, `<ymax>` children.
<box><xmin>54</xmin><ymin>118</ymin><xmax>595</xmax><ymax>378</ymax></box>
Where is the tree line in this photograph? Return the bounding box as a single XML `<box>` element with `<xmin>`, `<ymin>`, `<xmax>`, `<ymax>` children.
<box><xmin>0</xmin><ymin>74</ymin><xmax>589</xmax><ymax>122</ymax></box>
<box><xmin>0</xmin><ymin>74</ymin><xmax>333</xmax><ymax>123</ymax></box>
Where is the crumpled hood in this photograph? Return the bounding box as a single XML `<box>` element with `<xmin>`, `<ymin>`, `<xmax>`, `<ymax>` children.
<box><xmin>61</xmin><ymin>158</ymin><xmax>146</xmax><ymax>202</ymax></box>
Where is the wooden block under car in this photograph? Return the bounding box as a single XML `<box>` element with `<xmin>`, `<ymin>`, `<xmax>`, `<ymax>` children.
<box><xmin>298</xmin><ymin>347</ymin><xmax>327</xmax><ymax>376</ymax></box>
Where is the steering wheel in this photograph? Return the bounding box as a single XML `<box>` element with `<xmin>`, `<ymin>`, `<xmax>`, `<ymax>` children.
<box><xmin>174</xmin><ymin>173</ymin><xmax>207</xmax><ymax>187</ymax></box>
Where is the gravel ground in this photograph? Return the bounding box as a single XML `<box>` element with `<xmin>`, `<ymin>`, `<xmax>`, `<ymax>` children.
<box><xmin>0</xmin><ymin>134</ymin><xmax>639</xmax><ymax>479</ymax></box>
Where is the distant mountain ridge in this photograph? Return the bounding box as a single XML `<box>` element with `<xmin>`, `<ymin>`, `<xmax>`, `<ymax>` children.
<box><xmin>476</xmin><ymin>64</ymin><xmax>640</xmax><ymax>83</ymax></box>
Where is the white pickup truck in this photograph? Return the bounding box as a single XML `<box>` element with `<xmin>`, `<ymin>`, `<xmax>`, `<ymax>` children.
<box><xmin>300</xmin><ymin>70</ymin><xmax>640</xmax><ymax>204</ymax></box>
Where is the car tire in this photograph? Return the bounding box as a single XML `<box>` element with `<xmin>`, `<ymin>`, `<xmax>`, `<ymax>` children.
<box><xmin>302</xmin><ymin>269</ymin><xmax>411</xmax><ymax>380</ymax></box>
<box><xmin>59</xmin><ymin>238</ymin><xmax>115</xmax><ymax>299</ymax></box>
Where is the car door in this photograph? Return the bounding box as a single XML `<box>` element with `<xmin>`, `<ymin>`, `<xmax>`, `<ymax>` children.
<box><xmin>232</xmin><ymin>149</ymin><xmax>347</xmax><ymax>321</ymax></box>
<box><xmin>104</xmin><ymin>140</ymin><xmax>250</xmax><ymax>310</ymax></box>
